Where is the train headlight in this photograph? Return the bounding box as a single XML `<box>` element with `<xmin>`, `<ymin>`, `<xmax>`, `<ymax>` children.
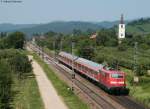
<box><xmin>110</xmin><ymin>81</ymin><xmax>117</xmax><ymax>84</ymax></box>
<box><xmin>110</xmin><ymin>81</ymin><xmax>124</xmax><ymax>84</ymax></box>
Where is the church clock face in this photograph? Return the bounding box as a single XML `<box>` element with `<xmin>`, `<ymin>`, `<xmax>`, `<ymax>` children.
<box><xmin>121</xmin><ymin>25</ymin><xmax>123</xmax><ymax>28</ymax></box>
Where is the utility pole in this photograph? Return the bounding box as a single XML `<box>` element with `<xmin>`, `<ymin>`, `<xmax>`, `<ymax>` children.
<box><xmin>53</xmin><ymin>41</ymin><xmax>56</xmax><ymax>61</ymax></box>
<box><xmin>133</xmin><ymin>42</ymin><xmax>139</xmax><ymax>83</ymax></box>
<box><xmin>42</xmin><ymin>47</ymin><xmax>44</xmax><ymax>59</ymax></box>
<box><xmin>60</xmin><ymin>38</ymin><xmax>63</xmax><ymax>52</ymax></box>
<box><xmin>71</xmin><ymin>41</ymin><xmax>75</xmax><ymax>91</ymax></box>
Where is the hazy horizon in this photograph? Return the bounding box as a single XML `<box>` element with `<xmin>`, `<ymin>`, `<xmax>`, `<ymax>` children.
<box><xmin>0</xmin><ymin>17</ymin><xmax>148</xmax><ymax>25</ymax></box>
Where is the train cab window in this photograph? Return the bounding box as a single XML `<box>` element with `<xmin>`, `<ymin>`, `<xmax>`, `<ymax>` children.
<box><xmin>111</xmin><ymin>74</ymin><xmax>123</xmax><ymax>78</ymax></box>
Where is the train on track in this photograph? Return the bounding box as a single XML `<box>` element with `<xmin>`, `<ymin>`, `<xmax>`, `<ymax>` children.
<box><xmin>58</xmin><ymin>51</ymin><xmax>128</xmax><ymax>94</ymax></box>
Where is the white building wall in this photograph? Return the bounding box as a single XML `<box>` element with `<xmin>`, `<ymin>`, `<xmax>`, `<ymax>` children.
<box><xmin>118</xmin><ymin>24</ymin><xmax>125</xmax><ymax>39</ymax></box>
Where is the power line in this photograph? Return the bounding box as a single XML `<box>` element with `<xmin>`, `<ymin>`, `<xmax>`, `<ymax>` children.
<box><xmin>60</xmin><ymin>38</ymin><xmax>63</xmax><ymax>52</ymax></box>
<box><xmin>133</xmin><ymin>42</ymin><xmax>138</xmax><ymax>75</ymax></box>
<box><xmin>133</xmin><ymin>42</ymin><xmax>139</xmax><ymax>83</ymax></box>
<box><xmin>53</xmin><ymin>41</ymin><xmax>56</xmax><ymax>61</ymax></box>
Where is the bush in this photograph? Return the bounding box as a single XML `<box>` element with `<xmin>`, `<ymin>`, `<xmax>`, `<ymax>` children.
<box><xmin>118</xmin><ymin>43</ymin><xmax>128</xmax><ymax>51</ymax></box>
<box><xmin>9</xmin><ymin>53</ymin><xmax>32</xmax><ymax>77</ymax></box>
<box><xmin>140</xmin><ymin>44</ymin><xmax>150</xmax><ymax>50</ymax></box>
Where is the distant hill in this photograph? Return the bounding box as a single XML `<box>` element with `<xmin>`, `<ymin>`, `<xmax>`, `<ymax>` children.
<box><xmin>126</xmin><ymin>18</ymin><xmax>150</xmax><ymax>35</ymax></box>
<box><xmin>0</xmin><ymin>21</ymin><xmax>119</xmax><ymax>35</ymax></box>
<box><xmin>96</xmin><ymin>21</ymin><xmax>120</xmax><ymax>28</ymax></box>
<box><xmin>17</xmin><ymin>21</ymin><xmax>103</xmax><ymax>35</ymax></box>
<box><xmin>0</xmin><ymin>23</ymin><xmax>37</xmax><ymax>32</ymax></box>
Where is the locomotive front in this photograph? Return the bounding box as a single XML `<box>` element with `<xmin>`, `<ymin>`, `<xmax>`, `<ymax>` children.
<box><xmin>108</xmin><ymin>71</ymin><xmax>128</xmax><ymax>93</ymax></box>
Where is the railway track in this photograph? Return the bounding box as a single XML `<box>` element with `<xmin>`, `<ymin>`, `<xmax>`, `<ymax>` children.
<box><xmin>29</xmin><ymin>43</ymin><xmax>149</xmax><ymax>109</ymax></box>
<box><xmin>112</xmin><ymin>96</ymin><xmax>148</xmax><ymax>109</ymax></box>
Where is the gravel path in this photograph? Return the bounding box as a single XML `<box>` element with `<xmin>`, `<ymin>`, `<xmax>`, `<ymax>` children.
<box><xmin>28</xmin><ymin>55</ymin><xmax>68</xmax><ymax>109</ymax></box>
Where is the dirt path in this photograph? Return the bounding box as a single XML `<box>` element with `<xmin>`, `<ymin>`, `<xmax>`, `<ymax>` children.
<box><xmin>28</xmin><ymin>55</ymin><xmax>68</xmax><ymax>109</ymax></box>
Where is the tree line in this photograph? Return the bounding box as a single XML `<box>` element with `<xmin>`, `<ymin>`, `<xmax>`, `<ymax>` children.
<box><xmin>0</xmin><ymin>32</ymin><xmax>25</xmax><ymax>49</ymax></box>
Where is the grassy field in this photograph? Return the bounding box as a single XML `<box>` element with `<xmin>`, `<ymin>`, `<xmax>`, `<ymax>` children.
<box><xmin>121</xmin><ymin>68</ymin><xmax>150</xmax><ymax>108</ymax></box>
<box><xmin>32</xmin><ymin>53</ymin><xmax>90</xmax><ymax>109</ymax></box>
<box><xmin>12</xmin><ymin>73</ymin><xmax>44</xmax><ymax>109</ymax></box>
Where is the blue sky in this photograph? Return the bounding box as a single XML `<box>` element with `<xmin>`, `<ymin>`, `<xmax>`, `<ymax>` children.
<box><xmin>0</xmin><ymin>0</ymin><xmax>149</xmax><ymax>24</ymax></box>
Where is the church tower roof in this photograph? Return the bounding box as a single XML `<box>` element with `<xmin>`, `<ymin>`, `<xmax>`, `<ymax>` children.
<box><xmin>120</xmin><ymin>14</ymin><xmax>124</xmax><ymax>24</ymax></box>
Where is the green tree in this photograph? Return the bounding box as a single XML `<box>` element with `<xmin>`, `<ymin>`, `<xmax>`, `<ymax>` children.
<box><xmin>86</xmin><ymin>28</ymin><xmax>95</xmax><ymax>36</ymax></box>
<box><xmin>96</xmin><ymin>30</ymin><xmax>108</xmax><ymax>46</ymax></box>
<box><xmin>118</xmin><ymin>43</ymin><xmax>128</xmax><ymax>51</ymax></box>
<box><xmin>77</xmin><ymin>39</ymin><xmax>94</xmax><ymax>59</ymax></box>
<box><xmin>9</xmin><ymin>53</ymin><xmax>32</xmax><ymax>77</ymax></box>
<box><xmin>73</xmin><ymin>29</ymin><xmax>82</xmax><ymax>36</ymax></box>
<box><xmin>7</xmin><ymin>32</ymin><xmax>25</xmax><ymax>49</ymax></box>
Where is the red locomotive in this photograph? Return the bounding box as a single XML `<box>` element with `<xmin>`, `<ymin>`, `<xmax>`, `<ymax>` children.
<box><xmin>58</xmin><ymin>52</ymin><xmax>127</xmax><ymax>93</ymax></box>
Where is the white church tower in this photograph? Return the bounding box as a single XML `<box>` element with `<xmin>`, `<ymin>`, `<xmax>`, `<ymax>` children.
<box><xmin>118</xmin><ymin>14</ymin><xmax>125</xmax><ymax>39</ymax></box>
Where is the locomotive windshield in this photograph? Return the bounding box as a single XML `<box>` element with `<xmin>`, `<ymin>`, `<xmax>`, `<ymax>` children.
<box><xmin>111</xmin><ymin>74</ymin><xmax>123</xmax><ymax>78</ymax></box>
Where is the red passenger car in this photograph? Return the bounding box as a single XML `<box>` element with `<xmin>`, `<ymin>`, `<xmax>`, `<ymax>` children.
<box><xmin>58</xmin><ymin>52</ymin><xmax>127</xmax><ymax>93</ymax></box>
